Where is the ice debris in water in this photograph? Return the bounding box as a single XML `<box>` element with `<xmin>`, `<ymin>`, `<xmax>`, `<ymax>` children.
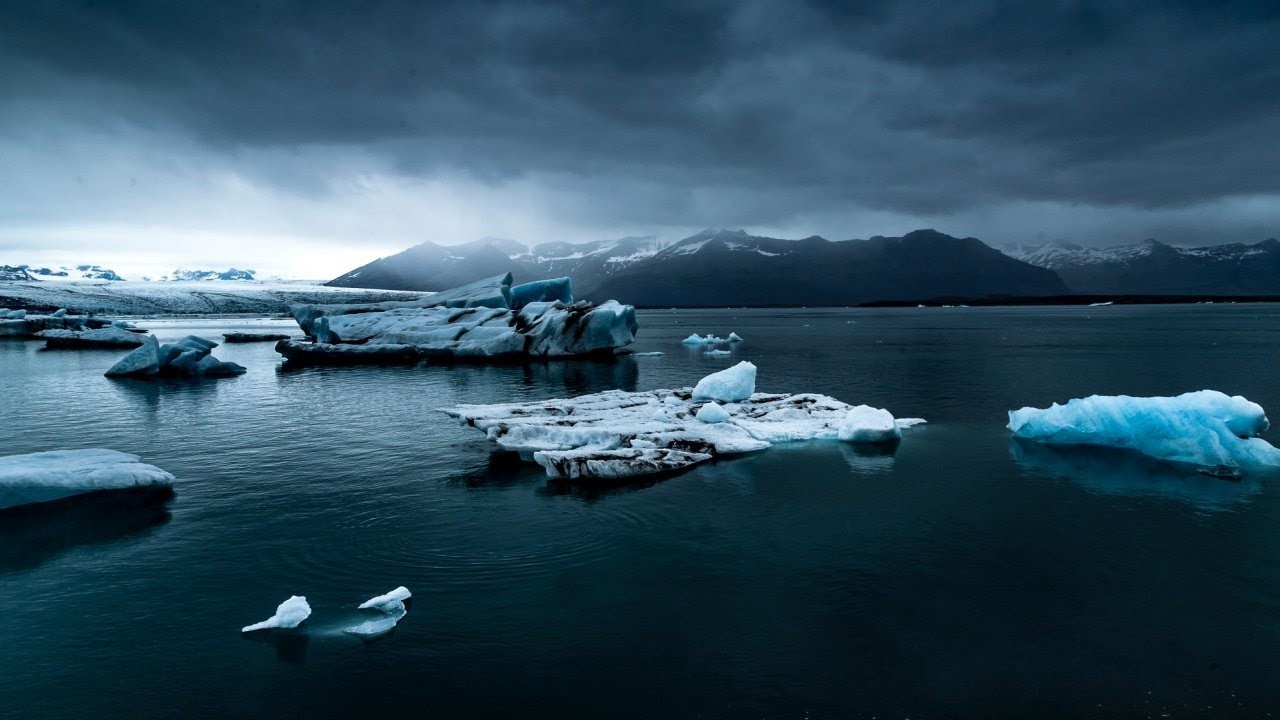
<box><xmin>277</xmin><ymin>273</ymin><xmax>637</xmax><ymax>364</ymax></box>
<box><xmin>358</xmin><ymin>586</ymin><xmax>412</xmax><ymax>612</ymax></box>
<box><xmin>727</xmin><ymin>332</ymin><xmax>743</xmax><ymax>342</ymax></box>
<box><xmin>443</xmin><ymin>365</ymin><xmax>924</xmax><ymax>479</ymax></box>
<box><xmin>0</xmin><ymin>449</ymin><xmax>175</xmax><ymax>511</ymax></box>
<box><xmin>105</xmin><ymin>335</ymin><xmax>246</xmax><ymax>378</ymax></box>
<box><xmin>693</xmin><ymin>361</ymin><xmax>756</xmax><ymax>402</ymax></box>
<box><xmin>242</xmin><ymin>596</ymin><xmax>311</xmax><ymax>633</ymax></box>
<box><xmin>682</xmin><ymin>333</ymin><xmax>726</xmax><ymax>345</ymax></box>
<box><xmin>1007</xmin><ymin>390</ymin><xmax>1280</xmax><ymax>470</ymax></box>
<box><xmin>38</xmin><ymin>326</ymin><xmax>145</xmax><ymax>349</ymax></box>
<box><xmin>346</xmin><ymin>586</ymin><xmax>412</xmax><ymax>638</ymax></box>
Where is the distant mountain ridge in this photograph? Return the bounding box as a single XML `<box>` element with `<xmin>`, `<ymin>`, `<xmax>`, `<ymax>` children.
<box><xmin>0</xmin><ymin>264</ymin><xmax>125</xmax><ymax>282</ymax></box>
<box><xmin>328</xmin><ymin>228</ymin><xmax>1069</xmax><ymax>306</ymax></box>
<box><xmin>1003</xmin><ymin>238</ymin><xmax>1280</xmax><ymax>294</ymax></box>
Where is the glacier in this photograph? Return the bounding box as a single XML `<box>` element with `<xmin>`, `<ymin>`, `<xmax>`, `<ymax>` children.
<box><xmin>105</xmin><ymin>335</ymin><xmax>247</xmax><ymax>378</ymax></box>
<box><xmin>277</xmin><ymin>273</ymin><xmax>638</xmax><ymax>365</ymax></box>
<box><xmin>0</xmin><ymin>449</ymin><xmax>175</xmax><ymax>511</ymax></box>
<box><xmin>1007</xmin><ymin>390</ymin><xmax>1280</xmax><ymax>470</ymax></box>
<box><xmin>242</xmin><ymin>595</ymin><xmax>312</xmax><ymax>633</ymax></box>
<box><xmin>443</xmin><ymin>365</ymin><xmax>924</xmax><ymax>479</ymax></box>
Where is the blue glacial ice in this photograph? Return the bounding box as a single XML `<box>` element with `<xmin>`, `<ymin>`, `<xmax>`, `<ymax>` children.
<box><xmin>1007</xmin><ymin>390</ymin><xmax>1280</xmax><ymax>469</ymax></box>
<box><xmin>105</xmin><ymin>335</ymin><xmax>246</xmax><ymax>378</ymax></box>
<box><xmin>693</xmin><ymin>361</ymin><xmax>756</xmax><ymax>402</ymax></box>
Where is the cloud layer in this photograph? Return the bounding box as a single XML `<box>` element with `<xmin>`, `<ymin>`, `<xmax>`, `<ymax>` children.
<box><xmin>2</xmin><ymin>1</ymin><xmax>1278</xmax><ymax>277</ymax></box>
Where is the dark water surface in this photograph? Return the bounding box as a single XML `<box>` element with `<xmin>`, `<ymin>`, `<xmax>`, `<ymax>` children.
<box><xmin>3</xmin><ymin>306</ymin><xmax>1280</xmax><ymax>718</ymax></box>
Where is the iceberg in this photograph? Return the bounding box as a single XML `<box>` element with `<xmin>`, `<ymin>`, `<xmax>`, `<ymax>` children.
<box><xmin>837</xmin><ymin>406</ymin><xmax>902</xmax><ymax>443</ymax></box>
<box><xmin>242</xmin><ymin>595</ymin><xmax>312</xmax><ymax>633</ymax></box>
<box><xmin>0</xmin><ymin>449</ymin><xmax>175</xmax><ymax>511</ymax></box>
<box><xmin>1007</xmin><ymin>390</ymin><xmax>1280</xmax><ymax>470</ymax></box>
<box><xmin>222</xmin><ymin>332</ymin><xmax>290</xmax><ymax>343</ymax></box>
<box><xmin>346</xmin><ymin>586</ymin><xmax>412</xmax><ymax>638</ymax></box>
<box><xmin>106</xmin><ymin>335</ymin><xmax>246</xmax><ymax>378</ymax></box>
<box><xmin>443</xmin><ymin>366</ymin><xmax>923</xmax><ymax>479</ymax></box>
<box><xmin>38</xmin><ymin>326</ymin><xmax>145</xmax><ymax>349</ymax></box>
<box><xmin>693</xmin><ymin>361</ymin><xmax>756</xmax><ymax>402</ymax></box>
<box><xmin>0</xmin><ymin>311</ymin><xmax>89</xmax><ymax>338</ymax></box>
<box><xmin>727</xmin><ymin>332</ymin><xmax>744</xmax><ymax>343</ymax></box>
<box><xmin>681</xmin><ymin>333</ymin><xmax>725</xmax><ymax>345</ymax></box>
<box><xmin>277</xmin><ymin>274</ymin><xmax>637</xmax><ymax>365</ymax></box>
<box><xmin>358</xmin><ymin>586</ymin><xmax>412</xmax><ymax>612</ymax></box>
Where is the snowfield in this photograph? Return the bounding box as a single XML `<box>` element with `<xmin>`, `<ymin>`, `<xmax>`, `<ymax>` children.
<box><xmin>0</xmin><ymin>280</ymin><xmax>424</xmax><ymax>316</ymax></box>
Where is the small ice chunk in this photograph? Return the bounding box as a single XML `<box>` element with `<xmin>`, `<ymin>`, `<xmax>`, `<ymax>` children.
<box><xmin>696</xmin><ymin>402</ymin><xmax>731</xmax><ymax>423</ymax></box>
<box><xmin>241</xmin><ymin>595</ymin><xmax>311</xmax><ymax>633</ymax></box>
<box><xmin>704</xmin><ymin>349</ymin><xmax>732</xmax><ymax>357</ymax></box>
<box><xmin>51</xmin><ymin>308</ymin><xmax>68</xmax><ymax>318</ymax></box>
<box><xmin>0</xmin><ymin>448</ymin><xmax>175</xmax><ymax>510</ymax></box>
<box><xmin>344</xmin><ymin>613</ymin><xmax>404</xmax><ymax>638</ymax></box>
<box><xmin>358</xmin><ymin>586</ymin><xmax>412</xmax><ymax>612</ymax></box>
<box><xmin>838</xmin><ymin>406</ymin><xmax>902</xmax><ymax>443</ymax></box>
<box><xmin>727</xmin><ymin>332</ymin><xmax>743</xmax><ymax>342</ymax></box>
<box><xmin>896</xmin><ymin>418</ymin><xmax>928</xmax><ymax>429</ymax></box>
<box><xmin>693</xmin><ymin>361</ymin><xmax>756</xmax><ymax>402</ymax></box>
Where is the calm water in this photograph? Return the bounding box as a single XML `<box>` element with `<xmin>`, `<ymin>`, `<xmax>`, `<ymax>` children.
<box><xmin>3</xmin><ymin>306</ymin><xmax>1280</xmax><ymax>718</ymax></box>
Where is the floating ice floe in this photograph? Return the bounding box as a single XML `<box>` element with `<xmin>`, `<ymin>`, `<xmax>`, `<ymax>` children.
<box><xmin>345</xmin><ymin>586</ymin><xmax>412</xmax><ymax>638</ymax></box>
<box><xmin>1008</xmin><ymin>390</ymin><xmax>1280</xmax><ymax>471</ymax></box>
<box><xmin>1087</xmin><ymin>301</ymin><xmax>1114</xmax><ymax>307</ymax></box>
<box><xmin>223</xmin><ymin>332</ymin><xmax>290</xmax><ymax>343</ymax></box>
<box><xmin>630</xmin><ymin>351</ymin><xmax>665</xmax><ymax>357</ymax></box>
<box><xmin>0</xmin><ymin>310</ymin><xmax>88</xmax><ymax>338</ymax></box>
<box><xmin>443</xmin><ymin>362</ymin><xmax>925</xmax><ymax>479</ymax></box>
<box><xmin>276</xmin><ymin>273</ymin><xmax>637</xmax><ymax>365</ymax></box>
<box><xmin>105</xmin><ymin>335</ymin><xmax>247</xmax><ymax>378</ymax></box>
<box><xmin>727</xmin><ymin>332</ymin><xmax>744</xmax><ymax>343</ymax></box>
<box><xmin>38</xmin><ymin>326</ymin><xmax>145</xmax><ymax>349</ymax></box>
<box><xmin>0</xmin><ymin>449</ymin><xmax>175</xmax><ymax>511</ymax></box>
<box><xmin>681</xmin><ymin>333</ymin><xmax>726</xmax><ymax>345</ymax></box>
<box><xmin>704</xmin><ymin>349</ymin><xmax>732</xmax><ymax>357</ymax></box>
<box><xmin>242</xmin><ymin>596</ymin><xmax>312</xmax><ymax>633</ymax></box>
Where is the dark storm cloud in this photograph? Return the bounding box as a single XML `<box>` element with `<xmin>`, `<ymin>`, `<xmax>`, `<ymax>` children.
<box><xmin>2</xmin><ymin>0</ymin><xmax>1279</xmax><ymax>247</ymax></box>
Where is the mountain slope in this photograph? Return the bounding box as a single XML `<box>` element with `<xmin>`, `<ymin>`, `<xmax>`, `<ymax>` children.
<box><xmin>1004</xmin><ymin>239</ymin><xmax>1280</xmax><ymax>294</ymax></box>
<box><xmin>329</xmin><ymin>228</ymin><xmax>1068</xmax><ymax>305</ymax></box>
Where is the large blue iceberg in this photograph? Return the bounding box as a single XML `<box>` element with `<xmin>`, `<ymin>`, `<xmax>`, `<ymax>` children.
<box><xmin>1008</xmin><ymin>390</ymin><xmax>1280</xmax><ymax>470</ymax></box>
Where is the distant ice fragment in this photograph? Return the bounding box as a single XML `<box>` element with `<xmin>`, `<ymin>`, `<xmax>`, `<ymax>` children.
<box><xmin>727</xmin><ymin>332</ymin><xmax>743</xmax><ymax>342</ymax></box>
<box><xmin>39</xmin><ymin>326</ymin><xmax>145</xmax><ymax>349</ymax></box>
<box><xmin>1088</xmin><ymin>301</ymin><xmax>1114</xmax><ymax>307</ymax></box>
<box><xmin>358</xmin><ymin>586</ymin><xmax>412</xmax><ymax>612</ymax></box>
<box><xmin>838</xmin><ymin>406</ymin><xmax>901</xmax><ymax>443</ymax></box>
<box><xmin>704</xmin><ymin>349</ymin><xmax>732</xmax><ymax>357</ymax></box>
<box><xmin>696</xmin><ymin>401</ymin><xmax>731</xmax><ymax>423</ymax></box>
<box><xmin>242</xmin><ymin>595</ymin><xmax>311</xmax><ymax>633</ymax></box>
<box><xmin>692</xmin><ymin>361</ymin><xmax>756</xmax><ymax>402</ymax></box>
<box><xmin>681</xmin><ymin>333</ymin><xmax>725</xmax><ymax>345</ymax></box>
<box><xmin>1008</xmin><ymin>390</ymin><xmax>1280</xmax><ymax>469</ymax></box>
<box><xmin>0</xmin><ymin>448</ymin><xmax>174</xmax><ymax>510</ymax></box>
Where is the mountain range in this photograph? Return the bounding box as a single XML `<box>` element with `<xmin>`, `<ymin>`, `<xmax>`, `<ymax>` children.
<box><xmin>327</xmin><ymin>228</ymin><xmax>1069</xmax><ymax>305</ymax></box>
<box><xmin>1002</xmin><ymin>239</ymin><xmax>1280</xmax><ymax>294</ymax></box>
<box><xmin>0</xmin><ymin>265</ymin><xmax>259</xmax><ymax>283</ymax></box>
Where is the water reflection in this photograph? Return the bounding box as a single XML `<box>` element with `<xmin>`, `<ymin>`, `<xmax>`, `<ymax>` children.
<box><xmin>838</xmin><ymin>443</ymin><xmax>899</xmax><ymax>475</ymax></box>
<box><xmin>1010</xmin><ymin>439</ymin><xmax>1261</xmax><ymax>511</ymax></box>
<box><xmin>242</xmin><ymin>630</ymin><xmax>310</xmax><ymax>664</ymax></box>
<box><xmin>0</xmin><ymin>488</ymin><xmax>173</xmax><ymax>572</ymax></box>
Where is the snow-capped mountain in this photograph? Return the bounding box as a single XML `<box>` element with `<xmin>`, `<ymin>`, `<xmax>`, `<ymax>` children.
<box><xmin>0</xmin><ymin>264</ymin><xmax>126</xmax><ymax>282</ymax></box>
<box><xmin>328</xmin><ymin>228</ymin><xmax>1068</xmax><ymax>305</ymax></box>
<box><xmin>1003</xmin><ymin>239</ymin><xmax>1280</xmax><ymax>294</ymax></box>
<box><xmin>157</xmin><ymin>268</ymin><xmax>257</xmax><ymax>281</ymax></box>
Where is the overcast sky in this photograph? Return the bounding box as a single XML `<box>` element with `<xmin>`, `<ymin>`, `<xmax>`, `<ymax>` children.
<box><xmin>2</xmin><ymin>1</ymin><xmax>1279</xmax><ymax>279</ymax></box>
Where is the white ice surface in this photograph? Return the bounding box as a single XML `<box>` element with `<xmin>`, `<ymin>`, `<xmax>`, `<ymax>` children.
<box><xmin>838</xmin><ymin>406</ymin><xmax>901</xmax><ymax>442</ymax></box>
<box><xmin>1008</xmin><ymin>390</ymin><xmax>1280</xmax><ymax>468</ymax></box>
<box><xmin>0</xmin><ymin>448</ymin><xmax>175</xmax><ymax>510</ymax></box>
<box><xmin>692</xmin><ymin>361</ymin><xmax>756</xmax><ymax>402</ymax></box>
<box><xmin>358</xmin><ymin>586</ymin><xmax>412</xmax><ymax>612</ymax></box>
<box><xmin>242</xmin><ymin>596</ymin><xmax>312</xmax><ymax>633</ymax></box>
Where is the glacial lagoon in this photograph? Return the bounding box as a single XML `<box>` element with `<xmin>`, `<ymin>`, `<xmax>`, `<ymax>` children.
<box><xmin>4</xmin><ymin>305</ymin><xmax>1280</xmax><ymax>718</ymax></box>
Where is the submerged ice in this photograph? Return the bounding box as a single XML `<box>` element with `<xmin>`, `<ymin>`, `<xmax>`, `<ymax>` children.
<box><xmin>444</xmin><ymin>365</ymin><xmax>923</xmax><ymax>479</ymax></box>
<box><xmin>0</xmin><ymin>448</ymin><xmax>175</xmax><ymax>510</ymax></box>
<box><xmin>1008</xmin><ymin>390</ymin><xmax>1280</xmax><ymax>469</ymax></box>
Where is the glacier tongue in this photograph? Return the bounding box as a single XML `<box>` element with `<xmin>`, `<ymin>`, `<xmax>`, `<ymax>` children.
<box><xmin>277</xmin><ymin>273</ymin><xmax>638</xmax><ymax>365</ymax></box>
<box><xmin>1007</xmin><ymin>390</ymin><xmax>1280</xmax><ymax>469</ymax></box>
<box><xmin>443</xmin><ymin>369</ymin><xmax>923</xmax><ymax>479</ymax></box>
